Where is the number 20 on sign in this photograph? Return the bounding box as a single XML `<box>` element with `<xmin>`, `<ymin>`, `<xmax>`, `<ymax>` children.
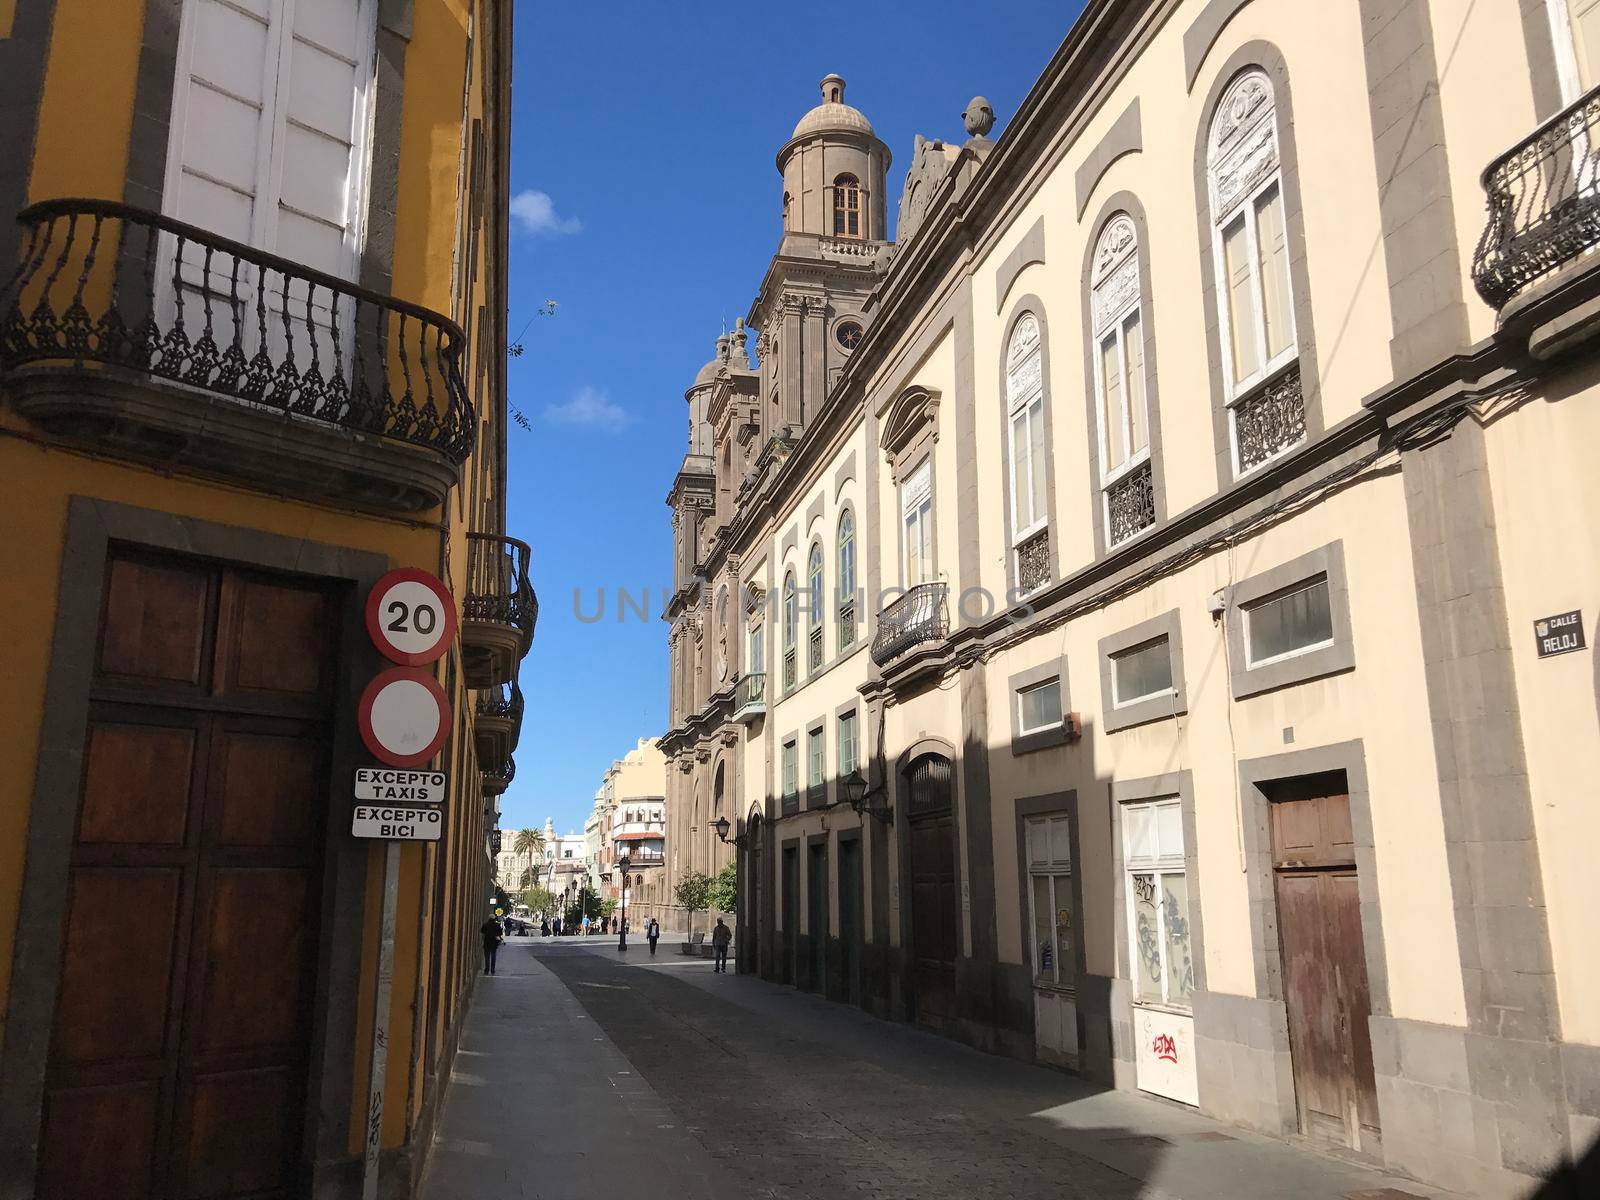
<box><xmin>365</xmin><ymin>567</ymin><xmax>458</xmax><ymax>666</ymax></box>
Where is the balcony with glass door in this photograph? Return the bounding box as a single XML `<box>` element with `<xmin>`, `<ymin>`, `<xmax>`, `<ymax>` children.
<box><xmin>0</xmin><ymin>200</ymin><xmax>473</xmax><ymax>511</ymax></box>
<box><xmin>870</xmin><ymin>582</ymin><xmax>949</xmax><ymax>665</ymax></box>
<box><xmin>733</xmin><ymin>672</ymin><xmax>766</xmax><ymax>723</ymax></box>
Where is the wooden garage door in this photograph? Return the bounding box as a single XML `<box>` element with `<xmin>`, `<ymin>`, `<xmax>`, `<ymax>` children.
<box><xmin>36</xmin><ymin>553</ymin><xmax>336</xmax><ymax>1199</ymax></box>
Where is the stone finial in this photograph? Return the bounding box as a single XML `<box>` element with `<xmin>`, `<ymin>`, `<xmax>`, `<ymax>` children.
<box><xmin>962</xmin><ymin>96</ymin><xmax>995</xmax><ymax>138</ymax></box>
<box><xmin>731</xmin><ymin>317</ymin><xmax>750</xmax><ymax>367</ymax></box>
<box><xmin>821</xmin><ymin>73</ymin><xmax>846</xmax><ymax>104</ymax></box>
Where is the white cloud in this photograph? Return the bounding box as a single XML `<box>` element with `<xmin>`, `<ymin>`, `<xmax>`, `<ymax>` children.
<box><xmin>544</xmin><ymin>386</ymin><xmax>630</xmax><ymax>432</ymax></box>
<box><xmin>510</xmin><ymin>189</ymin><xmax>582</xmax><ymax>236</ymax></box>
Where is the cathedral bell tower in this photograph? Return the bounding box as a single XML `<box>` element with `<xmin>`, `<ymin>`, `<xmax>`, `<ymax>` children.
<box><xmin>756</xmin><ymin>74</ymin><xmax>893</xmax><ymax>439</ymax></box>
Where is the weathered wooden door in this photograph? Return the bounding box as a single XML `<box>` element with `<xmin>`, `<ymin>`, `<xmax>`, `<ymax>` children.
<box><xmin>36</xmin><ymin>553</ymin><xmax>335</xmax><ymax>1199</ymax></box>
<box><xmin>838</xmin><ymin>837</ymin><xmax>861</xmax><ymax>1006</ymax></box>
<box><xmin>781</xmin><ymin>845</ymin><xmax>799</xmax><ymax>985</ymax></box>
<box><xmin>807</xmin><ymin>843</ymin><xmax>828</xmax><ymax>993</ymax></box>
<box><xmin>1271</xmin><ymin>777</ymin><xmax>1380</xmax><ymax>1154</ymax></box>
<box><xmin>906</xmin><ymin>755</ymin><xmax>958</xmax><ymax>1029</ymax></box>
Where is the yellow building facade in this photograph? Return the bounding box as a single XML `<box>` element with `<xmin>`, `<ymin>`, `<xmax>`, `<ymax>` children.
<box><xmin>0</xmin><ymin>2</ymin><xmax>527</xmax><ymax>1196</ymax></box>
<box><xmin>664</xmin><ymin>2</ymin><xmax>1600</xmax><ymax>1196</ymax></box>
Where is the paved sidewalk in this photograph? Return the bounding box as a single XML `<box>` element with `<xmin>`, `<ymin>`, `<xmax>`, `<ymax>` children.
<box><xmin>422</xmin><ymin>938</ymin><xmax>1454</xmax><ymax>1199</ymax></box>
<box><xmin>416</xmin><ymin>943</ymin><xmax>744</xmax><ymax>1199</ymax></box>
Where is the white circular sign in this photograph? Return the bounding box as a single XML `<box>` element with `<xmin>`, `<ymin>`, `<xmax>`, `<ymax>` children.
<box><xmin>366</xmin><ymin>568</ymin><xmax>457</xmax><ymax>666</ymax></box>
<box><xmin>358</xmin><ymin>668</ymin><xmax>451</xmax><ymax>767</ymax></box>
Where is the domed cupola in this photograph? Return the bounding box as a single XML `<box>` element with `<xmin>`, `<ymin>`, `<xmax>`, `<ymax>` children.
<box><xmin>776</xmin><ymin>74</ymin><xmax>892</xmax><ymax>242</ymax></box>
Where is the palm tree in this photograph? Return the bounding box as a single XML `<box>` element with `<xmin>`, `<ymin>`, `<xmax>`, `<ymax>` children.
<box><xmin>513</xmin><ymin>827</ymin><xmax>545</xmax><ymax>908</ymax></box>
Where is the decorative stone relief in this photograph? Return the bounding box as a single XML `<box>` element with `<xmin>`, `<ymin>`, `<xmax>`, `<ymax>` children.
<box><xmin>1209</xmin><ymin>69</ymin><xmax>1277</xmax><ymax>217</ymax></box>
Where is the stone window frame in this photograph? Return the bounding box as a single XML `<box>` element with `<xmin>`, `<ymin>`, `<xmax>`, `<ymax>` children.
<box><xmin>997</xmin><ymin>298</ymin><xmax>1060</xmax><ymax>596</ymax></box>
<box><xmin>1007</xmin><ymin>655</ymin><xmax>1071</xmax><ymax>756</ymax></box>
<box><xmin>780</xmin><ymin>731</ymin><xmax>800</xmax><ymax>816</ymax></box>
<box><xmin>1108</xmin><ymin>771</ymin><xmax>1208</xmax><ymax>1006</ymax></box>
<box><xmin>805</xmin><ymin>537</ymin><xmax>826</xmax><ymax>677</ymax></box>
<box><xmin>835</xmin><ymin>504</ymin><xmax>859</xmax><ymax>652</ymax></box>
<box><xmin>835</xmin><ymin>697</ymin><xmax>862</xmax><ymax>780</ymax></box>
<box><xmin>1193</xmin><ymin>44</ymin><xmax>1324</xmax><ymax>492</ymax></box>
<box><xmin>1080</xmin><ymin>194</ymin><xmax>1168</xmax><ymax>557</ymax></box>
<box><xmin>806</xmin><ymin>718</ymin><xmax>828</xmax><ymax>810</ymax></box>
<box><xmin>1225</xmin><ymin>540</ymin><xmax>1354</xmax><ymax>699</ymax></box>
<box><xmin>879</xmin><ymin>386</ymin><xmax>941</xmax><ymax>589</ymax></box>
<box><xmin>1014</xmin><ymin>792</ymin><xmax>1087</xmax><ymax>997</ymax></box>
<box><xmin>1097</xmin><ymin>608</ymin><xmax>1188</xmax><ymax>733</ymax></box>
<box><xmin>780</xmin><ymin>567</ymin><xmax>799</xmax><ymax>694</ymax></box>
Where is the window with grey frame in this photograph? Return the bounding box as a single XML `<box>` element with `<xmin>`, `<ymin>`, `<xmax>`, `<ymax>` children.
<box><xmin>1242</xmin><ymin>573</ymin><xmax>1333</xmax><ymax>667</ymax></box>
<box><xmin>806</xmin><ymin>726</ymin><xmax>825</xmax><ymax>808</ymax></box>
<box><xmin>781</xmin><ymin>737</ymin><xmax>799</xmax><ymax>815</ymax></box>
<box><xmin>781</xmin><ymin>570</ymin><xmax>797</xmax><ymax>691</ymax></box>
<box><xmin>1016</xmin><ymin>675</ymin><xmax>1063</xmax><ymax>736</ymax></box>
<box><xmin>1207</xmin><ymin>68</ymin><xmax>1304</xmax><ymax>476</ymax></box>
<box><xmin>1111</xmin><ymin>636</ymin><xmax>1173</xmax><ymax>708</ymax></box>
<box><xmin>1026</xmin><ymin>813</ymin><xmax>1076</xmax><ymax>989</ymax></box>
<box><xmin>1005</xmin><ymin>312</ymin><xmax>1051</xmax><ymax>592</ymax></box>
<box><xmin>837</xmin><ymin>709</ymin><xmax>858</xmax><ymax>778</ymax></box>
<box><xmin>1122</xmin><ymin>798</ymin><xmax>1193</xmax><ymax>1008</ymax></box>
<box><xmin>1089</xmin><ymin>214</ymin><xmax>1154</xmax><ymax>545</ymax></box>
<box><xmin>836</xmin><ymin>510</ymin><xmax>856</xmax><ymax>650</ymax></box>
<box><xmin>807</xmin><ymin>541</ymin><xmax>825</xmax><ymax>674</ymax></box>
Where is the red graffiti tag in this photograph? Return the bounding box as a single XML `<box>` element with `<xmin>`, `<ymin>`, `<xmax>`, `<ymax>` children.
<box><xmin>1152</xmin><ymin>1033</ymin><xmax>1178</xmax><ymax>1064</ymax></box>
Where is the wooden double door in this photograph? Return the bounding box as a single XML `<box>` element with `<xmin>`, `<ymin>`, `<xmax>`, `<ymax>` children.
<box><xmin>1271</xmin><ymin>775</ymin><xmax>1380</xmax><ymax>1154</ymax></box>
<box><xmin>36</xmin><ymin>552</ymin><xmax>337</xmax><ymax>1199</ymax></box>
<box><xmin>906</xmin><ymin>755</ymin><xmax>959</xmax><ymax>1029</ymax></box>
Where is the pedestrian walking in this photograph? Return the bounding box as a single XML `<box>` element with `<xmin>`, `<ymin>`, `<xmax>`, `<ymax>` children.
<box><xmin>582</xmin><ymin>913</ymin><xmax>591</xmax><ymax>936</ymax></box>
<box><xmin>647</xmin><ymin>918</ymin><xmax>660</xmax><ymax>956</ymax></box>
<box><xmin>540</xmin><ymin>918</ymin><xmax>550</xmax><ymax>938</ymax></box>
<box><xmin>553</xmin><ymin>915</ymin><xmax>562</xmax><ymax>937</ymax></box>
<box><xmin>480</xmin><ymin>914</ymin><xmax>504</xmax><ymax>976</ymax></box>
<box><xmin>711</xmin><ymin>917</ymin><xmax>731</xmax><ymax>973</ymax></box>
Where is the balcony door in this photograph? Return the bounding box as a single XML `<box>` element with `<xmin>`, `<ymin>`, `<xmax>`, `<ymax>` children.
<box><xmin>1552</xmin><ymin>0</ymin><xmax>1600</xmax><ymax>99</ymax></box>
<box><xmin>905</xmin><ymin>754</ymin><xmax>958</xmax><ymax>1030</ymax></box>
<box><xmin>159</xmin><ymin>0</ymin><xmax>378</xmax><ymax>374</ymax></box>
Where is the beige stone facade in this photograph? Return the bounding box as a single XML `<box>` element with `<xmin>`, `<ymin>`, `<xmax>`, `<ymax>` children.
<box><xmin>661</xmin><ymin>4</ymin><xmax>1600</xmax><ymax>1196</ymax></box>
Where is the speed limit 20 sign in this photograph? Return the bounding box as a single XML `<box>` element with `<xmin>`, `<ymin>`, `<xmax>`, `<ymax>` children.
<box><xmin>366</xmin><ymin>568</ymin><xmax>457</xmax><ymax>665</ymax></box>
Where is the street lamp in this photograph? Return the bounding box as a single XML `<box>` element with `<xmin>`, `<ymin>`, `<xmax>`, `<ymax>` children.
<box><xmin>711</xmin><ymin>815</ymin><xmax>744</xmax><ymax>847</ymax></box>
<box><xmin>616</xmin><ymin>854</ymin><xmax>631</xmax><ymax>952</ymax></box>
<box><xmin>840</xmin><ymin>768</ymin><xmax>894</xmax><ymax>824</ymax></box>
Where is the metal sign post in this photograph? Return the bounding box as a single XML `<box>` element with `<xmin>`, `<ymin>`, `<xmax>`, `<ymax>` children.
<box><xmin>360</xmin><ymin>841</ymin><xmax>402</xmax><ymax>1200</ymax></box>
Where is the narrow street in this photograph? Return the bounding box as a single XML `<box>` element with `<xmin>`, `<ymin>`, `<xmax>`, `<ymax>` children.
<box><xmin>418</xmin><ymin>940</ymin><xmax>1446</xmax><ymax>1200</ymax></box>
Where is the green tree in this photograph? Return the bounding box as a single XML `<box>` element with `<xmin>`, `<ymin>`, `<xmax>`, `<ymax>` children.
<box><xmin>674</xmin><ymin>870</ymin><xmax>713</xmax><ymax>941</ymax></box>
<box><xmin>521</xmin><ymin>885</ymin><xmax>555</xmax><ymax>918</ymax></box>
<box><xmin>707</xmin><ymin>862</ymin><xmax>738</xmax><ymax>915</ymax></box>
<box><xmin>514</xmin><ymin>826</ymin><xmax>545</xmax><ymax>904</ymax></box>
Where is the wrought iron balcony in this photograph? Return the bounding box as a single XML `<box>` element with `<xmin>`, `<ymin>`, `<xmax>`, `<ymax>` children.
<box><xmin>462</xmin><ymin>532</ymin><xmax>536</xmax><ymax>688</ymax></box>
<box><xmin>871</xmin><ymin>582</ymin><xmax>948</xmax><ymax>666</ymax></box>
<box><xmin>732</xmin><ymin>672</ymin><xmax>766</xmax><ymax>724</ymax></box>
<box><xmin>1473</xmin><ymin>85</ymin><xmax>1600</xmax><ymax>309</ymax></box>
<box><xmin>481</xmin><ymin>754</ymin><xmax>515</xmax><ymax>797</ymax></box>
<box><xmin>474</xmin><ymin>679</ymin><xmax>524</xmax><ymax>763</ymax></box>
<box><xmin>0</xmin><ymin>198</ymin><xmax>473</xmax><ymax>511</ymax></box>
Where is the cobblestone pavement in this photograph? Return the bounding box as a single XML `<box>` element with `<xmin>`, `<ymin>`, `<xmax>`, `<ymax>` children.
<box><xmin>505</xmin><ymin>947</ymin><xmax>1446</xmax><ymax>1200</ymax></box>
<box><xmin>422</xmin><ymin>938</ymin><xmax>1450</xmax><ymax>1200</ymax></box>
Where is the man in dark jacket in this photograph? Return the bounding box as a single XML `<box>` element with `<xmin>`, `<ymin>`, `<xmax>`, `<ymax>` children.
<box><xmin>480</xmin><ymin>914</ymin><xmax>504</xmax><ymax>976</ymax></box>
<box><xmin>711</xmin><ymin>918</ymin><xmax>732</xmax><ymax>973</ymax></box>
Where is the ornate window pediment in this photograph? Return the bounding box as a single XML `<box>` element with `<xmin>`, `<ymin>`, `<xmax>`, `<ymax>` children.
<box><xmin>879</xmin><ymin>385</ymin><xmax>941</xmax><ymax>477</ymax></box>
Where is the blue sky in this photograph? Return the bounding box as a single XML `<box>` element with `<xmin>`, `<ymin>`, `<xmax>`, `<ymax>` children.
<box><xmin>500</xmin><ymin>1</ymin><xmax>1082</xmax><ymax>836</ymax></box>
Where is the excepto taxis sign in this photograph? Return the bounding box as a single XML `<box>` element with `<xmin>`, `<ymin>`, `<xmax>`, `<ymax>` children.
<box><xmin>354</xmin><ymin>768</ymin><xmax>447</xmax><ymax>804</ymax></box>
<box><xmin>352</xmin><ymin>804</ymin><xmax>443</xmax><ymax>841</ymax></box>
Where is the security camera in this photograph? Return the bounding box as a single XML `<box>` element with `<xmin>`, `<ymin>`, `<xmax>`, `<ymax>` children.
<box><xmin>1206</xmin><ymin>590</ymin><xmax>1227</xmax><ymax>618</ymax></box>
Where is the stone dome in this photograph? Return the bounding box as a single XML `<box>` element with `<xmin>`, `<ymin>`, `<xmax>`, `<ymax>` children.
<box><xmin>791</xmin><ymin>73</ymin><xmax>874</xmax><ymax>139</ymax></box>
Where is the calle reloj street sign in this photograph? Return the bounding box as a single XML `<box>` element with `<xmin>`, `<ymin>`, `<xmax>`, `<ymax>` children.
<box><xmin>354</xmin><ymin>768</ymin><xmax>447</xmax><ymax>804</ymax></box>
<box><xmin>1533</xmin><ymin>609</ymin><xmax>1586</xmax><ymax>659</ymax></box>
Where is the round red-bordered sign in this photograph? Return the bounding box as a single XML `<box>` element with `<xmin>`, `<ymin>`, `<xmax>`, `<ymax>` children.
<box><xmin>357</xmin><ymin>667</ymin><xmax>452</xmax><ymax>768</ymax></box>
<box><xmin>365</xmin><ymin>568</ymin><xmax>458</xmax><ymax>666</ymax></box>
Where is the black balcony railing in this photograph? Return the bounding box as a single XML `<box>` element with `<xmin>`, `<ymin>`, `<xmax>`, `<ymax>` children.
<box><xmin>870</xmin><ymin>582</ymin><xmax>949</xmax><ymax>665</ymax></box>
<box><xmin>1473</xmin><ymin>85</ymin><xmax>1600</xmax><ymax>308</ymax></box>
<box><xmin>475</xmin><ymin>679</ymin><xmax>524</xmax><ymax>744</ymax></box>
<box><xmin>482</xmin><ymin>754</ymin><xmax>515</xmax><ymax>796</ymax></box>
<box><xmin>465</xmin><ymin>532</ymin><xmax>537</xmax><ymax>647</ymax></box>
<box><xmin>734</xmin><ymin>671</ymin><xmax>766</xmax><ymax>713</ymax></box>
<box><xmin>0</xmin><ymin>198</ymin><xmax>474</xmax><ymax>460</ymax></box>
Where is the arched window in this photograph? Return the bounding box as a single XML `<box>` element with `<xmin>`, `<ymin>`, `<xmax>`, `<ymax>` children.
<box><xmin>1207</xmin><ymin>68</ymin><xmax>1302</xmax><ymax>474</ymax></box>
<box><xmin>1091</xmin><ymin>215</ymin><xmax>1154</xmax><ymax>546</ymax></box>
<box><xmin>836</xmin><ymin>510</ymin><xmax>856</xmax><ymax>650</ymax></box>
<box><xmin>782</xmin><ymin>570</ymin><xmax>797</xmax><ymax>690</ymax></box>
<box><xmin>833</xmin><ymin>173</ymin><xmax>861</xmax><ymax>238</ymax></box>
<box><xmin>807</xmin><ymin>541</ymin><xmax>825</xmax><ymax>673</ymax></box>
<box><xmin>782</xmin><ymin>191</ymin><xmax>792</xmax><ymax>232</ymax></box>
<box><xmin>714</xmin><ymin>762</ymin><xmax>725</xmax><ymax>817</ymax></box>
<box><xmin>1005</xmin><ymin>312</ymin><xmax>1050</xmax><ymax>592</ymax></box>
